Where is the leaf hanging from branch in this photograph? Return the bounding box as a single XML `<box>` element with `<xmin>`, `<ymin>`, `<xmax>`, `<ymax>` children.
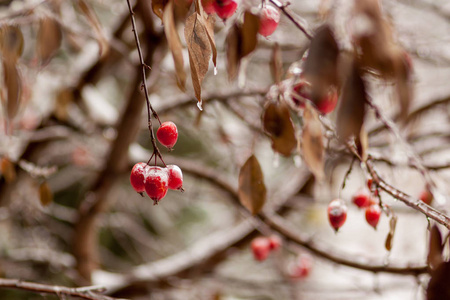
<box><xmin>0</xmin><ymin>157</ymin><xmax>16</xmax><ymax>183</ymax></box>
<box><xmin>270</xmin><ymin>42</ymin><xmax>282</xmax><ymax>84</ymax></box>
<box><xmin>39</xmin><ymin>181</ymin><xmax>53</xmax><ymax>206</ymax></box>
<box><xmin>427</xmin><ymin>225</ymin><xmax>443</xmax><ymax>270</ymax></box>
<box><xmin>77</xmin><ymin>0</ymin><xmax>109</xmax><ymax>58</ymax></box>
<box><xmin>427</xmin><ymin>261</ymin><xmax>450</xmax><ymax>300</ymax></box>
<box><xmin>302</xmin><ymin>24</ymin><xmax>339</xmax><ymax>102</ymax></box>
<box><xmin>184</xmin><ymin>9</ymin><xmax>212</xmax><ymax>109</ymax></box>
<box><xmin>152</xmin><ymin>0</ymin><xmax>169</xmax><ymax>21</ymax></box>
<box><xmin>301</xmin><ymin>103</ymin><xmax>325</xmax><ymax>180</ymax></box>
<box><xmin>336</xmin><ymin>61</ymin><xmax>366</xmax><ymax>142</ymax></box>
<box><xmin>226</xmin><ymin>10</ymin><xmax>259</xmax><ymax>81</ymax></box>
<box><xmin>163</xmin><ymin>0</ymin><xmax>186</xmax><ymax>91</ymax></box>
<box><xmin>0</xmin><ymin>25</ymin><xmax>24</xmax><ymax>62</ymax></box>
<box><xmin>238</xmin><ymin>155</ymin><xmax>266</xmax><ymax>215</ymax></box>
<box><xmin>36</xmin><ymin>17</ymin><xmax>62</xmax><ymax>66</ymax></box>
<box><xmin>384</xmin><ymin>215</ymin><xmax>397</xmax><ymax>251</ymax></box>
<box><xmin>262</xmin><ymin>101</ymin><xmax>297</xmax><ymax>156</ymax></box>
<box><xmin>2</xmin><ymin>61</ymin><xmax>22</xmax><ymax>121</ymax></box>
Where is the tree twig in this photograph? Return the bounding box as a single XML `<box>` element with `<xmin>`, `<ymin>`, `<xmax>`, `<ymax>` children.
<box><xmin>268</xmin><ymin>0</ymin><xmax>313</xmax><ymax>40</ymax></box>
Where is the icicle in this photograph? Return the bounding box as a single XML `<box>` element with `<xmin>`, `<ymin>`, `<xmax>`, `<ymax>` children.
<box><xmin>197</xmin><ymin>100</ymin><xmax>203</xmax><ymax>111</ymax></box>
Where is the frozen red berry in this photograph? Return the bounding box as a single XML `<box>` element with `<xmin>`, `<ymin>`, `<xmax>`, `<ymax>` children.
<box><xmin>258</xmin><ymin>5</ymin><xmax>280</xmax><ymax>37</ymax></box>
<box><xmin>202</xmin><ymin>0</ymin><xmax>215</xmax><ymax>14</ymax></box>
<box><xmin>144</xmin><ymin>166</ymin><xmax>169</xmax><ymax>204</ymax></box>
<box><xmin>213</xmin><ymin>0</ymin><xmax>237</xmax><ymax>20</ymax></box>
<box><xmin>288</xmin><ymin>255</ymin><xmax>312</xmax><ymax>279</ymax></box>
<box><xmin>157</xmin><ymin>121</ymin><xmax>178</xmax><ymax>149</ymax></box>
<box><xmin>327</xmin><ymin>199</ymin><xmax>347</xmax><ymax>232</ymax></box>
<box><xmin>419</xmin><ymin>189</ymin><xmax>433</xmax><ymax>205</ymax></box>
<box><xmin>130</xmin><ymin>162</ymin><xmax>148</xmax><ymax>194</ymax></box>
<box><xmin>315</xmin><ymin>90</ymin><xmax>338</xmax><ymax>114</ymax></box>
<box><xmin>352</xmin><ymin>188</ymin><xmax>371</xmax><ymax>208</ymax></box>
<box><xmin>167</xmin><ymin>165</ymin><xmax>183</xmax><ymax>190</ymax></box>
<box><xmin>251</xmin><ymin>237</ymin><xmax>271</xmax><ymax>261</ymax></box>
<box><xmin>365</xmin><ymin>204</ymin><xmax>381</xmax><ymax>229</ymax></box>
<box><xmin>268</xmin><ymin>235</ymin><xmax>282</xmax><ymax>251</ymax></box>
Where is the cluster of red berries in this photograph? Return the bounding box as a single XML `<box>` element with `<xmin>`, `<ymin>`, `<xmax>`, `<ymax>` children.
<box><xmin>291</xmin><ymin>80</ymin><xmax>338</xmax><ymax>114</ymax></box>
<box><xmin>250</xmin><ymin>235</ymin><xmax>281</xmax><ymax>261</ymax></box>
<box><xmin>130</xmin><ymin>121</ymin><xmax>183</xmax><ymax>204</ymax></box>
<box><xmin>327</xmin><ymin>179</ymin><xmax>383</xmax><ymax>232</ymax></box>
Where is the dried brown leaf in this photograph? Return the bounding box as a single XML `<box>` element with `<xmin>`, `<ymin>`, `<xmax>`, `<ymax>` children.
<box><xmin>238</xmin><ymin>155</ymin><xmax>266</xmax><ymax>215</ymax></box>
<box><xmin>164</xmin><ymin>0</ymin><xmax>186</xmax><ymax>91</ymax></box>
<box><xmin>302</xmin><ymin>25</ymin><xmax>339</xmax><ymax>102</ymax></box>
<box><xmin>427</xmin><ymin>261</ymin><xmax>450</xmax><ymax>300</ymax></box>
<box><xmin>36</xmin><ymin>17</ymin><xmax>62</xmax><ymax>66</ymax></box>
<box><xmin>428</xmin><ymin>225</ymin><xmax>443</xmax><ymax>270</ymax></box>
<box><xmin>152</xmin><ymin>0</ymin><xmax>168</xmax><ymax>21</ymax></box>
<box><xmin>39</xmin><ymin>181</ymin><xmax>53</xmax><ymax>206</ymax></box>
<box><xmin>54</xmin><ymin>89</ymin><xmax>74</xmax><ymax>121</ymax></box>
<box><xmin>1</xmin><ymin>157</ymin><xmax>16</xmax><ymax>183</ymax></box>
<box><xmin>270</xmin><ymin>43</ymin><xmax>282</xmax><ymax>84</ymax></box>
<box><xmin>241</xmin><ymin>11</ymin><xmax>259</xmax><ymax>58</ymax></box>
<box><xmin>185</xmin><ymin>11</ymin><xmax>212</xmax><ymax>107</ymax></box>
<box><xmin>2</xmin><ymin>61</ymin><xmax>22</xmax><ymax>120</ymax></box>
<box><xmin>78</xmin><ymin>0</ymin><xmax>109</xmax><ymax>58</ymax></box>
<box><xmin>0</xmin><ymin>25</ymin><xmax>23</xmax><ymax>62</ymax></box>
<box><xmin>336</xmin><ymin>62</ymin><xmax>366</xmax><ymax>141</ymax></box>
<box><xmin>302</xmin><ymin>103</ymin><xmax>325</xmax><ymax>180</ymax></box>
<box><xmin>356</xmin><ymin>126</ymin><xmax>368</xmax><ymax>162</ymax></box>
<box><xmin>384</xmin><ymin>215</ymin><xmax>397</xmax><ymax>251</ymax></box>
<box><xmin>263</xmin><ymin>101</ymin><xmax>297</xmax><ymax>156</ymax></box>
<box><xmin>226</xmin><ymin>24</ymin><xmax>240</xmax><ymax>81</ymax></box>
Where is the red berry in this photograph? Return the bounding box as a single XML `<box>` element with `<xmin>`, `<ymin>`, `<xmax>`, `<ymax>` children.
<box><xmin>167</xmin><ymin>165</ymin><xmax>183</xmax><ymax>190</ymax></box>
<box><xmin>315</xmin><ymin>90</ymin><xmax>338</xmax><ymax>114</ymax></box>
<box><xmin>251</xmin><ymin>237</ymin><xmax>271</xmax><ymax>261</ymax></box>
<box><xmin>258</xmin><ymin>5</ymin><xmax>280</xmax><ymax>37</ymax></box>
<box><xmin>213</xmin><ymin>0</ymin><xmax>237</xmax><ymax>20</ymax></box>
<box><xmin>202</xmin><ymin>0</ymin><xmax>215</xmax><ymax>14</ymax></box>
<box><xmin>365</xmin><ymin>205</ymin><xmax>381</xmax><ymax>229</ymax></box>
<box><xmin>419</xmin><ymin>189</ymin><xmax>433</xmax><ymax>205</ymax></box>
<box><xmin>352</xmin><ymin>188</ymin><xmax>371</xmax><ymax>208</ymax></box>
<box><xmin>367</xmin><ymin>178</ymin><xmax>373</xmax><ymax>190</ymax></box>
<box><xmin>291</xmin><ymin>81</ymin><xmax>311</xmax><ymax>108</ymax></box>
<box><xmin>289</xmin><ymin>255</ymin><xmax>312</xmax><ymax>279</ymax></box>
<box><xmin>327</xmin><ymin>199</ymin><xmax>347</xmax><ymax>232</ymax></box>
<box><xmin>157</xmin><ymin>121</ymin><xmax>178</xmax><ymax>149</ymax></box>
<box><xmin>130</xmin><ymin>162</ymin><xmax>148</xmax><ymax>193</ymax></box>
<box><xmin>268</xmin><ymin>235</ymin><xmax>282</xmax><ymax>251</ymax></box>
<box><xmin>144</xmin><ymin>167</ymin><xmax>169</xmax><ymax>204</ymax></box>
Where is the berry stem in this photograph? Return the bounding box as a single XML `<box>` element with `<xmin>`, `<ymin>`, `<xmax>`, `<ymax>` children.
<box><xmin>126</xmin><ymin>0</ymin><xmax>165</xmax><ymax>166</ymax></box>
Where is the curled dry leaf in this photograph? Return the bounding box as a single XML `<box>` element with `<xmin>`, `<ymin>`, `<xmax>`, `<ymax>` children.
<box><xmin>355</xmin><ymin>126</ymin><xmax>368</xmax><ymax>162</ymax></box>
<box><xmin>0</xmin><ymin>25</ymin><xmax>24</xmax><ymax>62</ymax></box>
<box><xmin>226</xmin><ymin>11</ymin><xmax>260</xmax><ymax>81</ymax></box>
<box><xmin>39</xmin><ymin>181</ymin><xmax>53</xmax><ymax>206</ymax></box>
<box><xmin>336</xmin><ymin>61</ymin><xmax>366</xmax><ymax>142</ymax></box>
<box><xmin>262</xmin><ymin>101</ymin><xmax>297</xmax><ymax>157</ymax></box>
<box><xmin>301</xmin><ymin>103</ymin><xmax>324</xmax><ymax>180</ymax></box>
<box><xmin>36</xmin><ymin>17</ymin><xmax>62</xmax><ymax>66</ymax></box>
<box><xmin>152</xmin><ymin>0</ymin><xmax>169</xmax><ymax>21</ymax></box>
<box><xmin>163</xmin><ymin>0</ymin><xmax>186</xmax><ymax>91</ymax></box>
<box><xmin>238</xmin><ymin>155</ymin><xmax>266</xmax><ymax>215</ymax></box>
<box><xmin>0</xmin><ymin>157</ymin><xmax>16</xmax><ymax>183</ymax></box>
<box><xmin>184</xmin><ymin>9</ymin><xmax>213</xmax><ymax>108</ymax></box>
<box><xmin>384</xmin><ymin>215</ymin><xmax>397</xmax><ymax>251</ymax></box>
<box><xmin>270</xmin><ymin>42</ymin><xmax>282</xmax><ymax>84</ymax></box>
<box><xmin>2</xmin><ymin>61</ymin><xmax>22</xmax><ymax>121</ymax></box>
<box><xmin>427</xmin><ymin>225</ymin><xmax>443</xmax><ymax>270</ymax></box>
<box><xmin>302</xmin><ymin>24</ymin><xmax>339</xmax><ymax>102</ymax></box>
<box><xmin>77</xmin><ymin>0</ymin><xmax>109</xmax><ymax>58</ymax></box>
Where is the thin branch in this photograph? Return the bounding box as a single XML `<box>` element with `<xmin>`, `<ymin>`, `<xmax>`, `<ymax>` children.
<box><xmin>268</xmin><ymin>0</ymin><xmax>313</xmax><ymax>40</ymax></box>
<box><xmin>126</xmin><ymin>0</ymin><xmax>165</xmax><ymax>166</ymax></box>
<box><xmin>0</xmin><ymin>278</ymin><xmax>127</xmax><ymax>300</ymax></box>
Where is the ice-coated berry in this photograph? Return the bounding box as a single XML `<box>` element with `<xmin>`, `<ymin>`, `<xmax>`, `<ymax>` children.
<box><xmin>419</xmin><ymin>189</ymin><xmax>433</xmax><ymax>205</ymax></box>
<box><xmin>157</xmin><ymin>121</ymin><xmax>178</xmax><ymax>149</ymax></box>
<box><xmin>202</xmin><ymin>0</ymin><xmax>215</xmax><ymax>14</ymax></box>
<box><xmin>251</xmin><ymin>237</ymin><xmax>271</xmax><ymax>261</ymax></box>
<box><xmin>288</xmin><ymin>255</ymin><xmax>312</xmax><ymax>280</ymax></box>
<box><xmin>352</xmin><ymin>188</ymin><xmax>371</xmax><ymax>208</ymax></box>
<box><xmin>258</xmin><ymin>5</ymin><xmax>280</xmax><ymax>37</ymax></box>
<box><xmin>167</xmin><ymin>165</ymin><xmax>183</xmax><ymax>190</ymax></box>
<box><xmin>315</xmin><ymin>90</ymin><xmax>338</xmax><ymax>114</ymax></box>
<box><xmin>268</xmin><ymin>235</ymin><xmax>282</xmax><ymax>251</ymax></box>
<box><xmin>327</xmin><ymin>199</ymin><xmax>347</xmax><ymax>232</ymax></box>
<box><xmin>365</xmin><ymin>204</ymin><xmax>381</xmax><ymax>229</ymax></box>
<box><xmin>213</xmin><ymin>0</ymin><xmax>237</xmax><ymax>20</ymax></box>
<box><xmin>144</xmin><ymin>167</ymin><xmax>169</xmax><ymax>204</ymax></box>
<box><xmin>130</xmin><ymin>162</ymin><xmax>148</xmax><ymax>193</ymax></box>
